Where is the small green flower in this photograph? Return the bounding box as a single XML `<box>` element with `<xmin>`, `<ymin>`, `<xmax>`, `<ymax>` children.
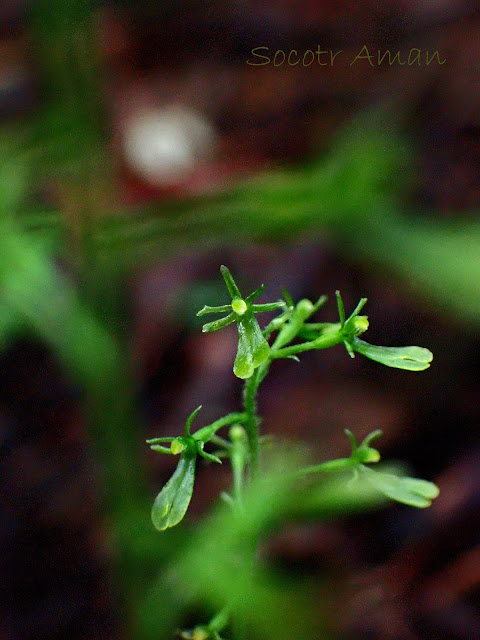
<box><xmin>299</xmin><ymin>429</ymin><xmax>439</xmax><ymax>509</ymax></box>
<box><xmin>147</xmin><ymin>406</ymin><xmax>222</xmax><ymax>530</ymax></box>
<box><xmin>335</xmin><ymin>291</ymin><xmax>433</xmax><ymax>370</ymax></box>
<box><xmin>197</xmin><ymin>266</ymin><xmax>285</xmax><ymax>379</ymax></box>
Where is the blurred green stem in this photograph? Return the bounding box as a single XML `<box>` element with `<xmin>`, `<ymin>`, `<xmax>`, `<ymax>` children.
<box><xmin>242</xmin><ymin>370</ymin><xmax>262</xmax><ymax>478</ymax></box>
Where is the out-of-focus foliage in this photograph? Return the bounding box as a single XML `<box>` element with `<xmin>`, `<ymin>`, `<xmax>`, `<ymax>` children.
<box><xmin>0</xmin><ymin>101</ymin><xmax>475</xmax><ymax>638</ymax></box>
<box><xmin>136</xmin><ymin>448</ymin><xmax>392</xmax><ymax>640</ymax></box>
<box><xmin>17</xmin><ymin>110</ymin><xmax>480</xmax><ymax>325</ymax></box>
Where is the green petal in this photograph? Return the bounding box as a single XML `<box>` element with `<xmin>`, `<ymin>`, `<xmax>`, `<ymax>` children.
<box><xmin>251</xmin><ymin>301</ymin><xmax>286</xmax><ymax>313</ymax></box>
<box><xmin>353</xmin><ymin>339</ymin><xmax>433</xmax><ymax>371</ymax></box>
<box><xmin>202</xmin><ymin>313</ymin><xmax>236</xmax><ymax>333</ymax></box>
<box><xmin>151</xmin><ymin>453</ymin><xmax>196</xmax><ymax>530</ymax></box>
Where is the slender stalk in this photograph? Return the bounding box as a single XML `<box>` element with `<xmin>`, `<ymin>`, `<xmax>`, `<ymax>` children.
<box><xmin>242</xmin><ymin>369</ymin><xmax>262</xmax><ymax>478</ymax></box>
<box><xmin>209</xmin><ymin>434</ymin><xmax>232</xmax><ymax>450</ymax></box>
<box><xmin>232</xmin><ymin>451</ymin><xmax>245</xmax><ymax>504</ymax></box>
<box><xmin>230</xmin><ymin>426</ymin><xmax>248</xmax><ymax>508</ymax></box>
<box><xmin>208</xmin><ymin>606</ymin><xmax>230</xmax><ymax>634</ymax></box>
<box><xmin>270</xmin><ymin>332</ymin><xmax>344</xmax><ymax>358</ymax></box>
<box><xmin>192</xmin><ymin>412</ymin><xmax>246</xmax><ymax>442</ymax></box>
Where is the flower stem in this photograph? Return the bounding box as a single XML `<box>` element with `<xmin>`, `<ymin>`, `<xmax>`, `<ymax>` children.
<box><xmin>242</xmin><ymin>368</ymin><xmax>262</xmax><ymax>478</ymax></box>
<box><xmin>270</xmin><ymin>332</ymin><xmax>344</xmax><ymax>359</ymax></box>
<box><xmin>208</xmin><ymin>606</ymin><xmax>230</xmax><ymax>634</ymax></box>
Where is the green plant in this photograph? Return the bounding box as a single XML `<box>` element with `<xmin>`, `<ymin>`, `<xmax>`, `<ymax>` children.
<box><xmin>147</xmin><ymin>265</ymin><xmax>438</xmax><ymax>639</ymax></box>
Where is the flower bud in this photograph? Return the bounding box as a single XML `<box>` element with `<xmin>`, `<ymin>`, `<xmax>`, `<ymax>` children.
<box><xmin>229</xmin><ymin>424</ymin><xmax>246</xmax><ymax>441</ymax></box>
<box><xmin>295</xmin><ymin>298</ymin><xmax>314</xmax><ymax>318</ymax></box>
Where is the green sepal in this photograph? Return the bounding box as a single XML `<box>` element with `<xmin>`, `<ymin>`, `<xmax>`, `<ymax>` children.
<box><xmin>196</xmin><ymin>441</ymin><xmax>222</xmax><ymax>464</ymax></box>
<box><xmin>185</xmin><ymin>405</ymin><xmax>202</xmax><ymax>436</ymax></box>
<box><xmin>251</xmin><ymin>301</ymin><xmax>286</xmax><ymax>313</ymax></box>
<box><xmin>146</xmin><ymin>436</ymin><xmax>175</xmax><ymax>445</ymax></box>
<box><xmin>220</xmin><ymin>265</ymin><xmax>241</xmax><ymax>298</ymax></box>
<box><xmin>201</xmin><ymin>313</ymin><xmax>236</xmax><ymax>333</ymax></box>
<box><xmin>151</xmin><ymin>452</ymin><xmax>197</xmax><ymax>530</ymax></box>
<box><xmin>353</xmin><ymin>339</ymin><xmax>433</xmax><ymax>371</ymax></box>
<box><xmin>359</xmin><ymin>465</ymin><xmax>439</xmax><ymax>508</ymax></box>
<box><xmin>149</xmin><ymin>444</ymin><xmax>175</xmax><ymax>454</ymax></box>
<box><xmin>344</xmin><ymin>297</ymin><xmax>367</xmax><ymax>329</ymax></box>
<box><xmin>197</xmin><ymin>304</ymin><xmax>232</xmax><ymax>316</ymax></box>
<box><xmin>351</xmin><ymin>429</ymin><xmax>382</xmax><ymax>464</ymax></box>
<box><xmin>335</xmin><ymin>290</ymin><xmax>346</xmax><ymax>327</ymax></box>
<box><xmin>147</xmin><ymin>435</ymin><xmax>176</xmax><ymax>454</ymax></box>
<box><xmin>171</xmin><ymin>437</ymin><xmax>188</xmax><ymax>455</ymax></box>
<box><xmin>281</xmin><ymin>288</ymin><xmax>295</xmax><ymax>309</ymax></box>
<box><xmin>245</xmin><ymin>284</ymin><xmax>265</xmax><ymax>303</ymax></box>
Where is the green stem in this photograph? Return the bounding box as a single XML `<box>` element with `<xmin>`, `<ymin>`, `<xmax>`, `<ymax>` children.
<box><xmin>270</xmin><ymin>332</ymin><xmax>344</xmax><ymax>359</ymax></box>
<box><xmin>209</xmin><ymin>434</ymin><xmax>232</xmax><ymax>450</ymax></box>
<box><xmin>208</xmin><ymin>606</ymin><xmax>230</xmax><ymax>634</ymax></box>
<box><xmin>192</xmin><ymin>412</ymin><xmax>247</xmax><ymax>443</ymax></box>
<box><xmin>296</xmin><ymin>457</ymin><xmax>357</xmax><ymax>476</ymax></box>
<box><xmin>232</xmin><ymin>458</ymin><xmax>244</xmax><ymax>504</ymax></box>
<box><xmin>230</xmin><ymin>426</ymin><xmax>248</xmax><ymax>507</ymax></box>
<box><xmin>242</xmin><ymin>369</ymin><xmax>262</xmax><ymax>478</ymax></box>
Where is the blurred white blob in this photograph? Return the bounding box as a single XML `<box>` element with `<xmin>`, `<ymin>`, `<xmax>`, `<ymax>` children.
<box><xmin>122</xmin><ymin>105</ymin><xmax>216</xmax><ymax>187</ymax></box>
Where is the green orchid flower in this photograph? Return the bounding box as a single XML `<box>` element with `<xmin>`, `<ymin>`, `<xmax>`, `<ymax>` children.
<box><xmin>147</xmin><ymin>406</ymin><xmax>223</xmax><ymax>530</ymax></box>
<box><xmin>335</xmin><ymin>291</ymin><xmax>433</xmax><ymax>371</ymax></box>
<box><xmin>299</xmin><ymin>429</ymin><xmax>439</xmax><ymax>508</ymax></box>
<box><xmin>197</xmin><ymin>266</ymin><xmax>285</xmax><ymax>379</ymax></box>
<box><xmin>345</xmin><ymin>430</ymin><xmax>439</xmax><ymax>510</ymax></box>
<box><xmin>147</xmin><ymin>407</ymin><xmax>246</xmax><ymax>530</ymax></box>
